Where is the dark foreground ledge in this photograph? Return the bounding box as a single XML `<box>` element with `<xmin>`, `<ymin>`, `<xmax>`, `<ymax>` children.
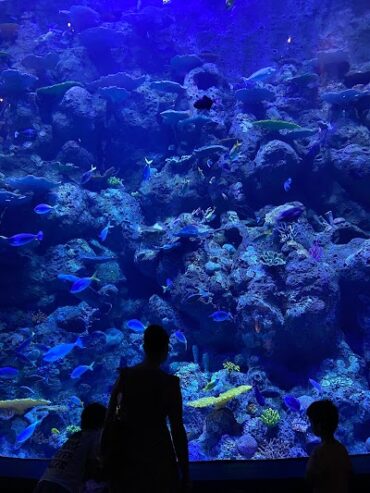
<box><xmin>0</xmin><ymin>455</ymin><xmax>369</xmax><ymax>492</ymax></box>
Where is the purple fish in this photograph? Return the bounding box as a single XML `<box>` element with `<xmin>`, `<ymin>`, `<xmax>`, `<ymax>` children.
<box><xmin>7</xmin><ymin>231</ymin><xmax>43</xmax><ymax>247</ymax></box>
<box><xmin>209</xmin><ymin>311</ymin><xmax>233</xmax><ymax>322</ymax></box>
<box><xmin>277</xmin><ymin>206</ymin><xmax>304</xmax><ymax>222</ymax></box>
<box><xmin>254</xmin><ymin>385</ymin><xmax>266</xmax><ymax>406</ymax></box>
<box><xmin>283</xmin><ymin>395</ymin><xmax>301</xmax><ymax>412</ymax></box>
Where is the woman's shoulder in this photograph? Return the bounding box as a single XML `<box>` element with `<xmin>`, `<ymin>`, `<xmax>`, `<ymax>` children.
<box><xmin>161</xmin><ymin>370</ymin><xmax>180</xmax><ymax>388</ymax></box>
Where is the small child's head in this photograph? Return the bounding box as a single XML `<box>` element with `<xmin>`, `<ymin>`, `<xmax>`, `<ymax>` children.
<box><xmin>306</xmin><ymin>399</ymin><xmax>339</xmax><ymax>439</ymax></box>
<box><xmin>81</xmin><ymin>403</ymin><xmax>106</xmax><ymax>431</ymax></box>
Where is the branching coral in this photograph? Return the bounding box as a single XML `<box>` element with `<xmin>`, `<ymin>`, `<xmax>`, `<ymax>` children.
<box><xmin>260</xmin><ymin>251</ymin><xmax>286</xmax><ymax>267</ymax></box>
<box><xmin>260</xmin><ymin>408</ymin><xmax>280</xmax><ymax>427</ymax></box>
<box><xmin>31</xmin><ymin>310</ymin><xmax>48</xmax><ymax>325</ymax></box>
<box><xmin>223</xmin><ymin>361</ymin><xmax>241</xmax><ymax>373</ymax></box>
<box><xmin>257</xmin><ymin>438</ymin><xmax>291</xmax><ymax>459</ymax></box>
<box><xmin>276</xmin><ymin>223</ymin><xmax>299</xmax><ymax>243</ymax></box>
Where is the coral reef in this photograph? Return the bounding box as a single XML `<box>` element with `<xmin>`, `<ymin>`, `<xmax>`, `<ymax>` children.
<box><xmin>0</xmin><ymin>0</ymin><xmax>369</xmax><ymax>462</ymax></box>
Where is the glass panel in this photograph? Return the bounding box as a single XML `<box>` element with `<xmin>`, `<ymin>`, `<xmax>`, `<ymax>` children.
<box><xmin>0</xmin><ymin>0</ymin><xmax>369</xmax><ymax>462</ymax></box>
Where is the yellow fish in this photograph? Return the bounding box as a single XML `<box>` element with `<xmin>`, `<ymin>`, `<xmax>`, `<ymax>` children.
<box><xmin>51</xmin><ymin>428</ymin><xmax>60</xmax><ymax>435</ymax></box>
<box><xmin>203</xmin><ymin>379</ymin><xmax>217</xmax><ymax>391</ymax></box>
<box><xmin>229</xmin><ymin>140</ymin><xmax>242</xmax><ymax>160</ymax></box>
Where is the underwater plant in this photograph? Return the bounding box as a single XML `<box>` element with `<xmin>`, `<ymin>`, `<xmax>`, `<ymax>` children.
<box><xmin>223</xmin><ymin>361</ymin><xmax>241</xmax><ymax>373</ymax></box>
<box><xmin>260</xmin><ymin>408</ymin><xmax>281</xmax><ymax>427</ymax></box>
<box><xmin>256</xmin><ymin>438</ymin><xmax>291</xmax><ymax>459</ymax></box>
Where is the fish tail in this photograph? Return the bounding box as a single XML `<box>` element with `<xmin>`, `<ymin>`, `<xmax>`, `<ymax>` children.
<box><xmin>92</xmin><ymin>271</ymin><xmax>100</xmax><ymax>282</ymax></box>
<box><xmin>75</xmin><ymin>337</ymin><xmax>85</xmax><ymax>349</ymax></box>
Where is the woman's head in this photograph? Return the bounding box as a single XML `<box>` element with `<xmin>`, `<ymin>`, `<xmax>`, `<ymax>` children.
<box><xmin>81</xmin><ymin>402</ymin><xmax>106</xmax><ymax>430</ymax></box>
<box><xmin>143</xmin><ymin>324</ymin><xmax>169</xmax><ymax>364</ymax></box>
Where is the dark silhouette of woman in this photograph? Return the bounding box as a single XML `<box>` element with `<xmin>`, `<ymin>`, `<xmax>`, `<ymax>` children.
<box><xmin>104</xmin><ymin>324</ymin><xmax>190</xmax><ymax>493</ymax></box>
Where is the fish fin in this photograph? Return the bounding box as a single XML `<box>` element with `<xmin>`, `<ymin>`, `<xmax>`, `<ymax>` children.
<box><xmin>75</xmin><ymin>337</ymin><xmax>85</xmax><ymax>349</ymax></box>
<box><xmin>92</xmin><ymin>272</ymin><xmax>100</xmax><ymax>282</ymax></box>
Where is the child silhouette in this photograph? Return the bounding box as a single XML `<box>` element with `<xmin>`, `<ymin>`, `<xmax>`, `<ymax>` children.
<box><xmin>306</xmin><ymin>399</ymin><xmax>352</xmax><ymax>493</ymax></box>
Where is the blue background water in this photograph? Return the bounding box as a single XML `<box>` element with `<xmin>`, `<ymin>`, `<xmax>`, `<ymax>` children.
<box><xmin>0</xmin><ymin>0</ymin><xmax>369</xmax><ymax>460</ymax></box>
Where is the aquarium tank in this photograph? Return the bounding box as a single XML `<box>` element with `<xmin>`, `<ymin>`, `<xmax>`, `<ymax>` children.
<box><xmin>0</xmin><ymin>0</ymin><xmax>369</xmax><ymax>462</ymax></box>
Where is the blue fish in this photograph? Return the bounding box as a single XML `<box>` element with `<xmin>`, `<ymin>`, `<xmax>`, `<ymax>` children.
<box><xmin>70</xmin><ymin>274</ymin><xmax>99</xmax><ymax>294</ymax></box>
<box><xmin>71</xmin><ymin>362</ymin><xmax>94</xmax><ymax>379</ymax></box>
<box><xmin>19</xmin><ymin>386</ymin><xmax>35</xmax><ymax>394</ymax></box>
<box><xmin>162</xmin><ymin>278</ymin><xmax>173</xmax><ymax>293</ymax></box>
<box><xmin>244</xmin><ymin>66</ymin><xmax>276</xmax><ymax>83</ymax></box>
<box><xmin>143</xmin><ymin>164</ymin><xmax>152</xmax><ymax>181</ymax></box>
<box><xmin>80</xmin><ymin>255</ymin><xmax>118</xmax><ymax>264</ymax></box>
<box><xmin>284</xmin><ymin>395</ymin><xmax>301</xmax><ymax>412</ymax></box>
<box><xmin>69</xmin><ymin>395</ymin><xmax>83</xmax><ymax>407</ymax></box>
<box><xmin>33</xmin><ymin>203</ymin><xmax>54</xmax><ymax>215</ymax></box>
<box><xmin>6</xmin><ymin>231</ymin><xmax>43</xmax><ymax>247</ymax></box>
<box><xmin>43</xmin><ymin>337</ymin><xmax>84</xmax><ymax>363</ymax></box>
<box><xmin>16</xmin><ymin>419</ymin><xmax>41</xmax><ymax>445</ymax></box>
<box><xmin>158</xmin><ymin>242</ymin><xmax>181</xmax><ymax>250</ymax></box>
<box><xmin>254</xmin><ymin>385</ymin><xmax>266</xmax><ymax>406</ymax></box>
<box><xmin>125</xmin><ymin>319</ymin><xmax>146</xmax><ymax>333</ymax></box>
<box><xmin>80</xmin><ymin>165</ymin><xmax>97</xmax><ymax>185</ymax></box>
<box><xmin>57</xmin><ymin>273</ymin><xmax>80</xmax><ymax>283</ymax></box>
<box><xmin>174</xmin><ymin>331</ymin><xmax>187</xmax><ymax>351</ymax></box>
<box><xmin>142</xmin><ymin>157</ymin><xmax>153</xmax><ymax>181</ymax></box>
<box><xmin>174</xmin><ymin>225</ymin><xmax>201</xmax><ymax>238</ymax></box>
<box><xmin>209</xmin><ymin>311</ymin><xmax>233</xmax><ymax>322</ymax></box>
<box><xmin>15</xmin><ymin>128</ymin><xmax>37</xmax><ymax>140</ymax></box>
<box><xmin>99</xmin><ymin>221</ymin><xmax>113</xmax><ymax>242</ymax></box>
<box><xmin>14</xmin><ymin>335</ymin><xmax>33</xmax><ymax>354</ymax></box>
<box><xmin>309</xmin><ymin>378</ymin><xmax>323</xmax><ymax>393</ymax></box>
<box><xmin>283</xmin><ymin>177</ymin><xmax>292</xmax><ymax>192</ymax></box>
<box><xmin>0</xmin><ymin>367</ymin><xmax>19</xmax><ymax>379</ymax></box>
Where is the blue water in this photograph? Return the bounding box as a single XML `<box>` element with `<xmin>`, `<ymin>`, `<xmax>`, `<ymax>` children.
<box><xmin>0</xmin><ymin>0</ymin><xmax>369</xmax><ymax>461</ymax></box>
